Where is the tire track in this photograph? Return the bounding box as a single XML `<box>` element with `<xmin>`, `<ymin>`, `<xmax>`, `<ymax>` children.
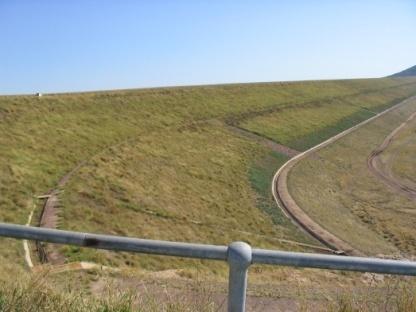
<box><xmin>367</xmin><ymin>111</ymin><xmax>416</xmax><ymax>200</ymax></box>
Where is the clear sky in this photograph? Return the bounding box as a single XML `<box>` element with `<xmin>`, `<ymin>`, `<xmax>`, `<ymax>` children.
<box><xmin>1</xmin><ymin>0</ymin><xmax>415</xmax><ymax>94</ymax></box>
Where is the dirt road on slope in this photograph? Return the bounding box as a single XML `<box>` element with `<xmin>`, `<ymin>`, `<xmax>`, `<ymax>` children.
<box><xmin>272</xmin><ymin>96</ymin><xmax>416</xmax><ymax>256</ymax></box>
<box><xmin>367</xmin><ymin>111</ymin><xmax>416</xmax><ymax>201</ymax></box>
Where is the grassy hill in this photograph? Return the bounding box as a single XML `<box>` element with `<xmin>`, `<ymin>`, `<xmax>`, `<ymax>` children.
<box><xmin>390</xmin><ymin>65</ymin><xmax>416</xmax><ymax>78</ymax></box>
<box><xmin>1</xmin><ymin>77</ymin><xmax>416</xmax><ymax>309</ymax></box>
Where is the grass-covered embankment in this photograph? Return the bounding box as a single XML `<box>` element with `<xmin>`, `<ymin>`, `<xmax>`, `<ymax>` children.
<box><xmin>0</xmin><ymin>77</ymin><xmax>416</xmax><ymax>286</ymax></box>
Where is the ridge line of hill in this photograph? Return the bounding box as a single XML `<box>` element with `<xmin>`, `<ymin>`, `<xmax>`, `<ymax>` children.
<box><xmin>389</xmin><ymin>65</ymin><xmax>416</xmax><ymax>78</ymax></box>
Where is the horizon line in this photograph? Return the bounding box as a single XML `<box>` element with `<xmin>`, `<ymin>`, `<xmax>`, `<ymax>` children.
<box><xmin>0</xmin><ymin>75</ymin><xmax>388</xmax><ymax>97</ymax></box>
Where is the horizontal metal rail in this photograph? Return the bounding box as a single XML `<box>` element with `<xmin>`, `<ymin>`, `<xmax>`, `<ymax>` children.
<box><xmin>1</xmin><ymin>222</ymin><xmax>416</xmax><ymax>311</ymax></box>
<box><xmin>0</xmin><ymin>223</ymin><xmax>227</xmax><ymax>261</ymax></box>
<box><xmin>252</xmin><ymin>249</ymin><xmax>416</xmax><ymax>275</ymax></box>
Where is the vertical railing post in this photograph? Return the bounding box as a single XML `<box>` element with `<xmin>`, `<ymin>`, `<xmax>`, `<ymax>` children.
<box><xmin>227</xmin><ymin>241</ymin><xmax>252</xmax><ymax>312</ymax></box>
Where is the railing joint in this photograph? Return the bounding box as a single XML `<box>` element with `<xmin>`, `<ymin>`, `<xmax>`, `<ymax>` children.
<box><xmin>227</xmin><ymin>242</ymin><xmax>252</xmax><ymax>312</ymax></box>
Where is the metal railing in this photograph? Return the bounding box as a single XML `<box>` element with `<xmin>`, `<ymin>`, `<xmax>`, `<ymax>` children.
<box><xmin>1</xmin><ymin>222</ymin><xmax>416</xmax><ymax>311</ymax></box>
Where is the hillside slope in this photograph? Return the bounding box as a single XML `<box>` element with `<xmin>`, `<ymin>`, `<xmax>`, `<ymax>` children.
<box><xmin>1</xmin><ymin>77</ymin><xmax>416</xmax><ymax>281</ymax></box>
<box><xmin>390</xmin><ymin>65</ymin><xmax>416</xmax><ymax>77</ymax></box>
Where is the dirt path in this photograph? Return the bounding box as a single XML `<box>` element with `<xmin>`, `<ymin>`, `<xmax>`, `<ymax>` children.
<box><xmin>38</xmin><ymin>161</ymin><xmax>87</xmax><ymax>264</ymax></box>
<box><xmin>272</xmin><ymin>96</ymin><xmax>416</xmax><ymax>256</ymax></box>
<box><xmin>367</xmin><ymin>111</ymin><xmax>416</xmax><ymax>200</ymax></box>
<box><xmin>226</xmin><ymin>124</ymin><xmax>300</xmax><ymax>157</ymax></box>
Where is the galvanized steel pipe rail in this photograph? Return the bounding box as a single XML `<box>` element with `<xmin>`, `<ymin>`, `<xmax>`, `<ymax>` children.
<box><xmin>1</xmin><ymin>223</ymin><xmax>416</xmax><ymax>312</ymax></box>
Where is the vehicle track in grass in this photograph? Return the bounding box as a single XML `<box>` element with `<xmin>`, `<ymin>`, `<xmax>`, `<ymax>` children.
<box><xmin>272</xmin><ymin>95</ymin><xmax>416</xmax><ymax>256</ymax></box>
<box><xmin>367</xmin><ymin>110</ymin><xmax>416</xmax><ymax>201</ymax></box>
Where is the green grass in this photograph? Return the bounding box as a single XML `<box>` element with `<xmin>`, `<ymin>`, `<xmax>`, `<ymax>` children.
<box><xmin>248</xmin><ymin>151</ymin><xmax>311</xmax><ymax>243</ymax></box>
<box><xmin>249</xmin><ymin>151</ymin><xmax>290</xmax><ymax>226</ymax></box>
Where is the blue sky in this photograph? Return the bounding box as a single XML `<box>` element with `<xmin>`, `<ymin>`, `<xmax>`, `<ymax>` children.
<box><xmin>1</xmin><ymin>1</ymin><xmax>415</xmax><ymax>94</ymax></box>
